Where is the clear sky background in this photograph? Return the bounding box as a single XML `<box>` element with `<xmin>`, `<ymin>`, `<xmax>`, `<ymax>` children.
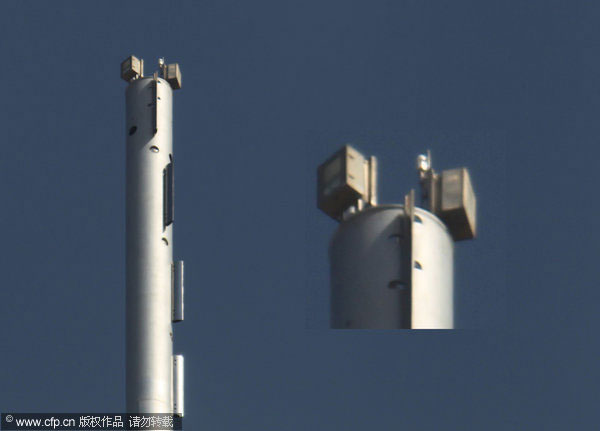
<box><xmin>0</xmin><ymin>1</ymin><xmax>597</xmax><ymax>430</ymax></box>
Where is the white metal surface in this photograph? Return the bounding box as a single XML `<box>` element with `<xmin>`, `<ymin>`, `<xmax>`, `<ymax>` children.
<box><xmin>126</xmin><ymin>76</ymin><xmax>174</xmax><ymax>413</ymax></box>
<box><xmin>329</xmin><ymin>205</ymin><xmax>454</xmax><ymax>329</ymax></box>
<box><xmin>411</xmin><ymin>209</ymin><xmax>454</xmax><ymax>328</ymax></box>
<box><xmin>172</xmin><ymin>355</ymin><xmax>184</xmax><ymax>417</ymax></box>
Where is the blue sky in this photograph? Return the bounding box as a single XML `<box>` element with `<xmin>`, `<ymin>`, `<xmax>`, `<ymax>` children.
<box><xmin>0</xmin><ymin>1</ymin><xmax>598</xmax><ymax>429</ymax></box>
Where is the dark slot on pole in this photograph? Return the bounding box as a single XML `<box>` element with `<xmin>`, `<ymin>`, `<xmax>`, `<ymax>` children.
<box><xmin>163</xmin><ymin>162</ymin><xmax>174</xmax><ymax>227</ymax></box>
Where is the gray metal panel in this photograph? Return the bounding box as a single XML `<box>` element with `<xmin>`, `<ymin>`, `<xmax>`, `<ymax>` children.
<box><xmin>440</xmin><ymin>168</ymin><xmax>462</xmax><ymax>209</ymax></box>
<box><xmin>166</xmin><ymin>63</ymin><xmax>182</xmax><ymax>90</ymax></box>
<box><xmin>462</xmin><ymin>169</ymin><xmax>476</xmax><ymax>234</ymax></box>
<box><xmin>317</xmin><ymin>145</ymin><xmax>367</xmax><ymax>221</ymax></box>
<box><xmin>345</xmin><ymin>145</ymin><xmax>366</xmax><ymax>196</ymax></box>
<box><xmin>126</xmin><ymin>76</ymin><xmax>174</xmax><ymax>413</ymax></box>
<box><xmin>329</xmin><ymin>205</ymin><xmax>454</xmax><ymax>329</ymax></box>
<box><xmin>121</xmin><ymin>56</ymin><xmax>141</xmax><ymax>82</ymax></box>
<box><xmin>172</xmin><ymin>261</ymin><xmax>184</xmax><ymax>322</ymax></box>
<box><xmin>172</xmin><ymin>355</ymin><xmax>184</xmax><ymax>417</ymax></box>
<box><xmin>439</xmin><ymin>167</ymin><xmax>476</xmax><ymax>240</ymax></box>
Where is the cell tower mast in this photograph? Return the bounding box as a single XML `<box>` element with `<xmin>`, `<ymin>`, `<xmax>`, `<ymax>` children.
<box><xmin>121</xmin><ymin>55</ymin><xmax>184</xmax><ymax>415</ymax></box>
<box><xmin>317</xmin><ymin>145</ymin><xmax>476</xmax><ymax>329</ymax></box>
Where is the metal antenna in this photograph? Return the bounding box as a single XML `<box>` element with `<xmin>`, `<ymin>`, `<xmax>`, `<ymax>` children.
<box><xmin>158</xmin><ymin>57</ymin><xmax>166</xmax><ymax>77</ymax></box>
<box><xmin>317</xmin><ymin>145</ymin><xmax>476</xmax><ymax>329</ymax></box>
<box><xmin>417</xmin><ymin>150</ymin><xmax>438</xmax><ymax>212</ymax></box>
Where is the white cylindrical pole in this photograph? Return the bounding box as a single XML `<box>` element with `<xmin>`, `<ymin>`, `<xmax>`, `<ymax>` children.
<box><xmin>125</xmin><ymin>76</ymin><xmax>174</xmax><ymax>413</ymax></box>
